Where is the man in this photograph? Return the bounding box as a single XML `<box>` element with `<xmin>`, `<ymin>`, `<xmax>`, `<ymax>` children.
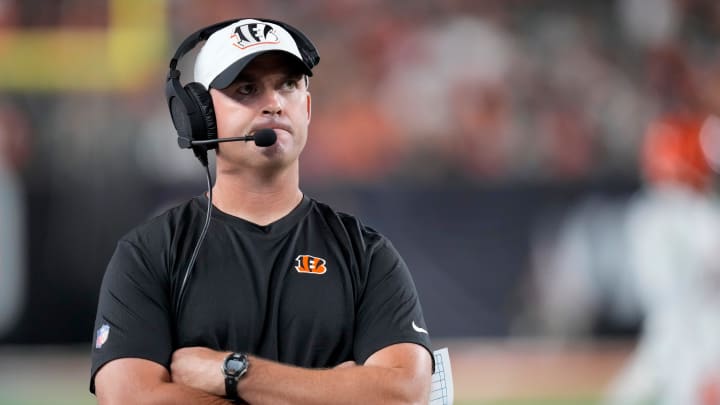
<box><xmin>90</xmin><ymin>18</ymin><xmax>433</xmax><ymax>404</ymax></box>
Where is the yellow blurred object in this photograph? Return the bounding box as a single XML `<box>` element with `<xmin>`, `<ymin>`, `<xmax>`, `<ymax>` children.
<box><xmin>0</xmin><ymin>0</ymin><xmax>166</xmax><ymax>92</ymax></box>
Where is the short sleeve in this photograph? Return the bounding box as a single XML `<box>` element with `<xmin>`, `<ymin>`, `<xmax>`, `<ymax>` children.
<box><xmin>353</xmin><ymin>238</ymin><xmax>434</xmax><ymax>371</ymax></box>
<box><xmin>89</xmin><ymin>239</ymin><xmax>173</xmax><ymax>393</ymax></box>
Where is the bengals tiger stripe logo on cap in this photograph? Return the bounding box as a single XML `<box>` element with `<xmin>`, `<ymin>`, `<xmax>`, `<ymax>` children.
<box><xmin>231</xmin><ymin>23</ymin><xmax>280</xmax><ymax>50</ymax></box>
<box><xmin>294</xmin><ymin>255</ymin><xmax>327</xmax><ymax>275</ymax></box>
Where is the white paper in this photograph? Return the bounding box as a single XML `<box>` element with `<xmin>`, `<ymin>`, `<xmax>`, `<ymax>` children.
<box><xmin>430</xmin><ymin>347</ymin><xmax>454</xmax><ymax>405</ymax></box>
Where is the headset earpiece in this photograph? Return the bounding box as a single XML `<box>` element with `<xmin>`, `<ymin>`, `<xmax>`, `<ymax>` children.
<box><xmin>166</xmin><ymin>73</ymin><xmax>216</xmax><ymax>165</ymax></box>
<box><xmin>183</xmin><ymin>82</ymin><xmax>218</xmax><ymax>146</ymax></box>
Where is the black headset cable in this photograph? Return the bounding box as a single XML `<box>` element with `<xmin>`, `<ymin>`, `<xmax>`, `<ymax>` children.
<box><xmin>175</xmin><ymin>162</ymin><xmax>213</xmax><ymax>319</ymax></box>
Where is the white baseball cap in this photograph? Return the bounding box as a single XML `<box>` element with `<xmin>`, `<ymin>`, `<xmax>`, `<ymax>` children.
<box><xmin>194</xmin><ymin>19</ymin><xmax>315</xmax><ymax>90</ymax></box>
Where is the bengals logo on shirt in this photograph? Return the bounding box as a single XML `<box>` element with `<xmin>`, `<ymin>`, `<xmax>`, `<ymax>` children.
<box><xmin>294</xmin><ymin>255</ymin><xmax>327</xmax><ymax>275</ymax></box>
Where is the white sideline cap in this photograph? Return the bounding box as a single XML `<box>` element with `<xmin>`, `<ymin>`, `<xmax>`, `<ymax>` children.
<box><xmin>194</xmin><ymin>18</ymin><xmax>314</xmax><ymax>89</ymax></box>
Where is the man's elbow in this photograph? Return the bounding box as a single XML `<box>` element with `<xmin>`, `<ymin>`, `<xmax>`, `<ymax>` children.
<box><xmin>390</xmin><ymin>369</ymin><xmax>432</xmax><ymax>405</ymax></box>
<box><xmin>97</xmin><ymin>383</ymin><xmax>174</xmax><ymax>405</ymax></box>
<box><xmin>96</xmin><ymin>387</ymin><xmax>155</xmax><ymax>405</ymax></box>
<box><xmin>94</xmin><ymin>358</ymin><xmax>174</xmax><ymax>405</ymax></box>
<box><xmin>96</xmin><ymin>390</ymin><xmax>138</xmax><ymax>405</ymax></box>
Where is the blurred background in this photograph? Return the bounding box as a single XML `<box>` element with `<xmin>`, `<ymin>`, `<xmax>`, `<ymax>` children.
<box><xmin>1</xmin><ymin>0</ymin><xmax>719</xmax><ymax>404</ymax></box>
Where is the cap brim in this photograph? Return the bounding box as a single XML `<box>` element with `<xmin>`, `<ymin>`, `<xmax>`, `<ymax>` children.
<box><xmin>209</xmin><ymin>50</ymin><xmax>314</xmax><ymax>89</ymax></box>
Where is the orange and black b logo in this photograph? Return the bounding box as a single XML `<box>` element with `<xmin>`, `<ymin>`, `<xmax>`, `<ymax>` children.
<box><xmin>294</xmin><ymin>255</ymin><xmax>327</xmax><ymax>275</ymax></box>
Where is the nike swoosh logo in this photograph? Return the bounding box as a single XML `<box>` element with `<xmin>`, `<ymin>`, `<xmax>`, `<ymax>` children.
<box><xmin>412</xmin><ymin>321</ymin><xmax>428</xmax><ymax>335</ymax></box>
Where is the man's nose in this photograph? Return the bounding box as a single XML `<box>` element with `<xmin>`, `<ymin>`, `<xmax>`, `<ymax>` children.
<box><xmin>262</xmin><ymin>90</ymin><xmax>283</xmax><ymax>116</ymax></box>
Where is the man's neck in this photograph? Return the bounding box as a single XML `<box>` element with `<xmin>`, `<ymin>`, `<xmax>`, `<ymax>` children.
<box><xmin>211</xmin><ymin>165</ymin><xmax>303</xmax><ymax>227</ymax></box>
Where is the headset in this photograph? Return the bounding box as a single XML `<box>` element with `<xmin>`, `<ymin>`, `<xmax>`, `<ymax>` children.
<box><xmin>165</xmin><ymin>18</ymin><xmax>320</xmax><ymax>319</ymax></box>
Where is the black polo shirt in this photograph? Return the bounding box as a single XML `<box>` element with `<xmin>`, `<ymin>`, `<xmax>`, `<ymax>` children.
<box><xmin>90</xmin><ymin>195</ymin><xmax>432</xmax><ymax>392</ymax></box>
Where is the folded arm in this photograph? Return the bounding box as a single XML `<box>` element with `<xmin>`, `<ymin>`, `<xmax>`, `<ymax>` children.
<box><xmin>94</xmin><ymin>358</ymin><xmax>234</xmax><ymax>405</ymax></box>
<box><xmin>171</xmin><ymin>342</ymin><xmax>432</xmax><ymax>405</ymax></box>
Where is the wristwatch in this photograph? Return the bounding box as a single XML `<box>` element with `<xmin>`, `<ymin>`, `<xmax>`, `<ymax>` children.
<box><xmin>222</xmin><ymin>352</ymin><xmax>249</xmax><ymax>400</ymax></box>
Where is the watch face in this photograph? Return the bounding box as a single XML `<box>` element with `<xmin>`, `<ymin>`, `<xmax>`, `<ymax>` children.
<box><xmin>224</xmin><ymin>354</ymin><xmax>247</xmax><ymax>377</ymax></box>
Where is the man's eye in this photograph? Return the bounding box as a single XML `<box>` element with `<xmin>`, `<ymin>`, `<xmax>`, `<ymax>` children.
<box><xmin>236</xmin><ymin>84</ymin><xmax>255</xmax><ymax>95</ymax></box>
<box><xmin>281</xmin><ymin>79</ymin><xmax>299</xmax><ymax>90</ymax></box>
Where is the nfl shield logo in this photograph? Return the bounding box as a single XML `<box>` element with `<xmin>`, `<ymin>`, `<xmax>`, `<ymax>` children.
<box><xmin>95</xmin><ymin>324</ymin><xmax>110</xmax><ymax>349</ymax></box>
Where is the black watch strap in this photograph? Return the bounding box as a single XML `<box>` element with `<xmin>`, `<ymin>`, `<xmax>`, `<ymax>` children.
<box><xmin>225</xmin><ymin>374</ymin><xmax>239</xmax><ymax>400</ymax></box>
<box><xmin>222</xmin><ymin>352</ymin><xmax>249</xmax><ymax>400</ymax></box>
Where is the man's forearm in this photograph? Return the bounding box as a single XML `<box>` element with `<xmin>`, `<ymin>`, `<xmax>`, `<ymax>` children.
<box><xmin>237</xmin><ymin>356</ymin><xmax>428</xmax><ymax>405</ymax></box>
<box><xmin>144</xmin><ymin>383</ymin><xmax>234</xmax><ymax>405</ymax></box>
<box><xmin>95</xmin><ymin>357</ymin><xmax>236</xmax><ymax>405</ymax></box>
<box><xmin>99</xmin><ymin>383</ymin><xmax>232</xmax><ymax>405</ymax></box>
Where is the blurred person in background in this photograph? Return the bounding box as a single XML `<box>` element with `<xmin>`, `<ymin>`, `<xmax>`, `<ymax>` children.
<box><xmin>605</xmin><ymin>45</ymin><xmax>720</xmax><ymax>405</ymax></box>
<box><xmin>90</xmin><ymin>18</ymin><xmax>433</xmax><ymax>404</ymax></box>
<box><xmin>0</xmin><ymin>101</ymin><xmax>31</xmax><ymax>339</ymax></box>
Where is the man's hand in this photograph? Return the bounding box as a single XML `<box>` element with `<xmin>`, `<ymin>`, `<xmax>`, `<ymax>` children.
<box><xmin>171</xmin><ymin>347</ymin><xmax>229</xmax><ymax>397</ymax></box>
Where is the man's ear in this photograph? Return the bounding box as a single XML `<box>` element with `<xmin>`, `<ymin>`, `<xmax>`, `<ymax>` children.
<box><xmin>306</xmin><ymin>92</ymin><xmax>312</xmax><ymax>124</ymax></box>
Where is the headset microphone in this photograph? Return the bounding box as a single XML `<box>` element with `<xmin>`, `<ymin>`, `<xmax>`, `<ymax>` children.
<box><xmin>189</xmin><ymin>128</ymin><xmax>277</xmax><ymax>147</ymax></box>
<box><xmin>248</xmin><ymin>128</ymin><xmax>277</xmax><ymax>147</ymax></box>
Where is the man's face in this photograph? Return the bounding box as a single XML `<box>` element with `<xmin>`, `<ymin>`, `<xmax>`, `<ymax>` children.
<box><xmin>209</xmin><ymin>52</ymin><xmax>311</xmax><ymax>171</ymax></box>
